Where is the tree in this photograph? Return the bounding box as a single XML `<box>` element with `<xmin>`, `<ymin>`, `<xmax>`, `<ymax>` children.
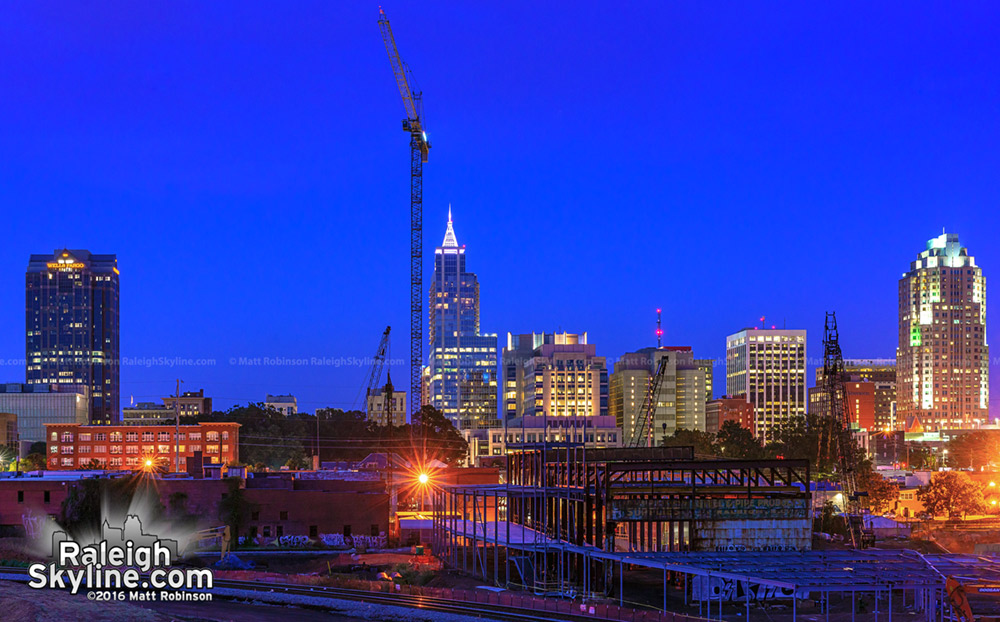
<box><xmin>661</xmin><ymin>428</ymin><xmax>716</xmax><ymax>456</ymax></box>
<box><xmin>946</xmin><ymin>431</ymin><xmax>1000</xmax><ymax>470</ymax></box>
<box><xmin>82</xmin><ymin>458</ymin><xmax>105</xmax><ymax>470</ymax></box>
<box><xmin>21</xmin><ymin>453</ymin><xmax>46</xmax><ymax>471</ymax></box>
<box><xmin>28</xmin><ymin>441</ymin><xmax>46</xmax><ymax>455</ymax></box>
<box><xmin>715</xmin><ymin>421</ymin><xmax>766</xmax><ymax>459</ymax></box>
<box><xmin>411</xmin><ymin>405</ymin><xmax>468</xmax><ymax>465</ymax></box>
<box><xmin>865</xmin><ymin>472</ymin><xmax>900</xmax><ymax>515</ymax></box>
<box><xmin>918</xmin><ymin>471</ymin><xmax>985</xmax><ymax>518</ymax></box>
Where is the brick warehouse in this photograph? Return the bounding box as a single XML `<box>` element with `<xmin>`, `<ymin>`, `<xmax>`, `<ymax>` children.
<box><xmin>0</xmin><ymin>472</ymin><xmax>388</xmax><ymax>540</ymax></box>
<box><xmin>44</xmin><ymin>422</ymin><xmax>239</xmax><ymax>471</ymax></box>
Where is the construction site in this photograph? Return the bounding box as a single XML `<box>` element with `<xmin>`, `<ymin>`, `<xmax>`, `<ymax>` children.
<box><xmin>431</xmin><ymin>442</ymin><xmax>1000</xmax><ymax>620</ymax></box>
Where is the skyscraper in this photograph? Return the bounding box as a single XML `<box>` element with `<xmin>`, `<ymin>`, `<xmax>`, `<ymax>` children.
<box><xmin>505</xmin><ymin>332</ymin><xmax>607</xmax><ymax>420</ymax></box>
<box><xmin>427</xmin><ymin>209</ymin><xmax>499</xmax><ymax>429</ymax></box>
<box><xmin>726</xmin><ymin>328</ymin><xmax>807</xmax><ymax>442</ymax></box>
<box><xmin>897</xmin><ymin>233</ymin><xmax>988</xmax><ymax>429</ymax></box>
<box><xmin>610</xmin><ymin>346</ymin><xmax>707</xmax><ymax>444</ymax></box>
<box><xmin>27</xmin><ymin>250</ymin><xmax>120</xmax><ymax>425</ymax></box>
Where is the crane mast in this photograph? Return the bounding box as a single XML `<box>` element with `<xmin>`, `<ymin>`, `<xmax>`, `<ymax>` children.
<box><xmin>379</xmin><ymin>8</ymin><xmax>430</xmax><ymax>420</ymax></box>
<box><xmin>363</xmin><ymin>326</ymin><xmax>392</xmax><ymax>416</ymax></box>
<box><xmin>629</xmin><ymin>355</ymin><xmax>668</xmax><ymax>448</ymax></box>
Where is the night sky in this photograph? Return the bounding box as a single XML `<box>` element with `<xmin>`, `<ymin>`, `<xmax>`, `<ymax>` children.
<box><xmin>1</xmin><ymin>3</ymin><xmax>998</xmax><ymax>415</ymax></box>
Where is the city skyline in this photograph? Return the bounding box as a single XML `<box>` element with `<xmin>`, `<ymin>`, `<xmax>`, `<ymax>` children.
<box><xmin>0</xmin><ymin>4</ymin><xmax>997</xmax><ymax>415</ymax></box>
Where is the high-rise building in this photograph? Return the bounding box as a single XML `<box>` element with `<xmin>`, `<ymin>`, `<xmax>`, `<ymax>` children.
<box><xmin>505</xmin><ymin>332</ymin><xmax>607</xmax><ymax>421</ymax></box>
<box><xmin>726</xmin><ymin>328</ymin><xmax>807</xmax><ymax>443</ymax></box>
<box><xmin>426</xmin><ymin>209</ymin><xmax>499</xmax><ymax>430</ymax></box>
<box><xmin>695</xmin><ymin>359</ymin><xmax>715</xmax><ymax>402</ymax></box>
<box><xmin>610</xmin><ymin>347</ymin><xmax>706</xmax><ymax>444</ymax></box>
<box><xmin>897</xmin><ymin>233</ymin><xmax>988</xmax><ymax>429</ymax></box>
<box><xmin>26</xmin><ymin>250</ymin><xmax>120</xmax><ymax>424</ymax></box>
<box><xmin>366</xmin><ymin>379</ymin><xmax>407</xmax><ymax>427</ymax></box>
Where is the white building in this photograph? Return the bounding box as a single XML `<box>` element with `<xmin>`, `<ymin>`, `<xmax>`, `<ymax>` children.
<box><xmin>265</xmin><ymin>394</ymin><xmax>297</xmax><ymax>416</ymax></box>
<box><xmin>726</xmin><ymin>328</ymin><xmax>807</xmax><ymax>443</ymax></box>
<box><xmin>0</xmin><ymin>383</ymin><xmax>89</xmax><ymax>444</ymax></box>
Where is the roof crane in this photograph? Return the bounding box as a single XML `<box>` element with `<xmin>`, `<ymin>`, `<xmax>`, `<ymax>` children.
<box><xmin>379</xmin><ymin>8</ymin><xmax>430</xmax><ymax>420</ymax></box>
<box><xmin>629</xmin><ymin>355</ymin><xmax>669</xmax><ymax>448</ymax></box>
<box><xmin>363</xmin><ymin>326</ymin><xmax>392</xmax><ymax>415</ymax></box>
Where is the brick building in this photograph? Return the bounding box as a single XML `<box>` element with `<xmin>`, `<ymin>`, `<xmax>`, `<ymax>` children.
<box><xmin>705</xmin><ymin>395</ymin><xmax>755</xmax><ymax>435</ymax></box>
<box><xmin>44</xmin><ymin>423</ymin><xmax>239</xmax><ymax>471</ymax></box>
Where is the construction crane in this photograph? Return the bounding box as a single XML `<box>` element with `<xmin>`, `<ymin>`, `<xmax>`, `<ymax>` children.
<box><xmin>822</xmin><ymin>312</ymin><xmax>871</xmax><ymax>547</ymax></box>
<box><xmin>628</xmin><ymin>355</ymin><xmax>669</xmax><ymax>448</ymax></box>
<box><xmin>379</xmin><ymin>8</ymin><xmax>430</xmax><ymax>420</ymax></box>
<box><xmin>362</xmin><ymin>326</ymin><xmax>392</xmax><ymax>416</ymax></box>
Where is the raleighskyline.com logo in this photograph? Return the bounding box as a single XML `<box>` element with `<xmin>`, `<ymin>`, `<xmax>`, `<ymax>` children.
<box><xmin>27</xmin><ymin>515</ymin><xmax>213</xmax><ymax>602</ymax></box>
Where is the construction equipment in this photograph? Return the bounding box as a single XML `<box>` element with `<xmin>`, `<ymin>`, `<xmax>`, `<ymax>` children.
<box><xmin>379</xmin><ymin>8</ymin><xmax>431</xmax><ymax>420</ymax></box>
<box><xmin>822</xmin><ymin>312</ymin><xmax>871</xmax><ymax>547</ymax></box>
<box><xmin>363</xmin><ymin>326</ymin><xmax>392</xmax><ymax>416</ymax></box>
<box><xmin>628</xmin><ymin>354</ymin><xmax>668</xmax><ymax>448</ymax></box>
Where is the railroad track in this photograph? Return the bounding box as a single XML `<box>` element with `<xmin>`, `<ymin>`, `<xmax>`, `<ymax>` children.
<box><xmin>0</xmin><ymin>566</ymin><xmax>605</xmax><ymax>622</ymax></box>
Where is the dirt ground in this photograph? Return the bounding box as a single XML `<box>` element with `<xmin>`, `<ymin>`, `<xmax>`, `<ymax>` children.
<box><xmin>0</xmin><ymin>582</ymin><xmax>170</xmax><ymax>622</ymax></box>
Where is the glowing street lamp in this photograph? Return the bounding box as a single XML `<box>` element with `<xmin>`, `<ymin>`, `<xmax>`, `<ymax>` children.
<box><xmin>418</xmin><ymin>473</ymin><xmax>429</xmax><ymax>485</ymax></box>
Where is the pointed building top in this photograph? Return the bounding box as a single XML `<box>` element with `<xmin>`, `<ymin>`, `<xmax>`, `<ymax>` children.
<box><xmin>442</xmin><ymin>204</ymin><xmax>458</xmax><ymax>247</ymax></box>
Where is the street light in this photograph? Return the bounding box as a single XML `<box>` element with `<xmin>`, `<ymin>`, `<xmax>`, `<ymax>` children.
<box><xmin>418</xmin><ymin>473</ymin><xmax>429</xmax><ymax>485</ymax></box>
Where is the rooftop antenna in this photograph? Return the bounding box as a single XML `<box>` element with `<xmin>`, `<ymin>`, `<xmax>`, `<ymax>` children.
<box><xmin>760</xmin><ymin>315</ymin><xmax>765</xmax><ymax>329</ymax></box>
<box><xmin>656</xmin><ymin>308</ymin><xmax>663</xmax><ymax>348</ymax></box>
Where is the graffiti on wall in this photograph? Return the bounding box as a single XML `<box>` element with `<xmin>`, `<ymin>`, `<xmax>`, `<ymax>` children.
<box><xmin>21</xmin><ymin>509</ymin><xmax>43</xmax><ymax>539</ymax></box>
<box><xmin>693</xmin><ymin>575</ymin><xmax>803</xmax><ymax>603</ymax></box>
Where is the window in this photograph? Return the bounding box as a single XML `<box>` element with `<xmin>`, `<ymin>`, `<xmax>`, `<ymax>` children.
<box><xmin>371</xmin><ymin>524</ymin><xmax>379</xmax><ymax>537</ymax></box>
<box><xmin>44</xmin><ymin>491</ymin><xmax>50</xmax><ymax>503</ymax></box>
<box><xmin>206</xmin><ymin>445</ymin><xmax>219</xmax><ymax>454</ymax></box>
<box><xmin>126</xmin><ymin>432</ymin><xmax>138</xmax><ymax>442</ymax></box>
<box><xmin>251</xmin><ymin>511</ymin><xmax>260</xmax><ymax>521</ymax></box>
<box><xmin>110</xmin><ymin>432</ymin><xmax>122</xmax><ymax>442</ymax></box>
<box><xmin>50</xmin><ymin>432</ymin><xmax>57</xmax><ymax>441</ymax></box>
<box><xmin>110</xmin><ymin>457</ymin><xmax>122</xmax><ymax>466</ymax></box>
<box><xmin>79</xmin><ymin>433</ymin><xmax>91</xmax><ymax>442</ymax></box>
<box><xmin>276</xmin><ymin>526</ymin><xmax>284</xmax><ymax>537</ymax></box>
<box><xmin>222</xmin><ymin>431</ymin><xmax>229</xmax><ymax>440</ymax></box>
<box><xmin>279</xmin><ymin>511</ymin><xmax>288</xmax><ymax>520</ymax></box>
<box><xmin>158</xmin><ymin>445</ymin><xmax>171</xmax><ymax>454</ymax></box>
<box><xmin>126</xmin><ymin>457</ymin><xmax>139</xmax><ymax>466</ymax></box>
<box><xmin>263</xmin><ymin>526</ymin><xmax>271</xmax><ymax>538</ymax></box>
<box><xmin>189</xmin><ymin>432</ymin><xmax>202</xmax><ymax>441</ymax></box>
<box><xmin>158</xmin><ymin>432</ymin><xmax>170</xmax><ymax>442</ymax></box>
<box><xmin>61</xmin><ymin>433</ymin><xmax>73</xmax><ymax>443</ymax></box>
<box><xmin>142</xmin><ymin>432</ymin><xmax>154</xmax><ymax>442</ymax></box>
<box><xmin>143</xmin><ymin>445</ymin><xmax>155</xmax><ymax>453</ymax></box>
<box><xmin>309</xmin><ymin>525</ymin><xmax>318</xmax><ymax>538</ymax></box>
<box><xmin>61</xmin><ymin>446</ymin><xmax>73</xmax><ymax>455</ymax></box>
<box><xmin>62</xmin><ymin>458</ymin><xmax>74</xmax><ymax>467</ymax></box>
<box><xmin>17</xmin><ymin>491</ymin><xmax>24</xmax><ymax>503</ymax></box>
<box><xmin>95</xmin><ymin>433</ymin><xmax>106</xmax><ymax>441</ymax></box>
<box><xmin>125</xmin><ymin>445</ymin><xmax>138</xmax><ymax>455</ymax></box>
<box><xmin>50</xmin><ymin>445</ymin><xmax>58</xmax><ymax>454</ymax></box>
<box><xmin>78</xmin><ymin>446</ymin><xmax>91</xmax><ymax>454</ymax></box>
<box><xmin>94</xmin><ymin>445</ymin><xmax>106</xmax><ymax>454</ymax></box>
<box><xmin>343</xmin><ymin>525</ymin><xmax>352</xmax><ymax>538</ymax></box>
<box><xmin>190</xmin><ymin>444</ymin><xmax>201</xmax><ymax>453</ymax></box>
<box><xmin>206</xmin><ymin>431</ymin><xmax>219</xmax><ymax>442</ymax></box>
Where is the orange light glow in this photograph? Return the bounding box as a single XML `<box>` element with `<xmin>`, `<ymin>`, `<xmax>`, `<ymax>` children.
<box><xmin>418</xmin><ymin>473</ymin><xmax>429</xmax><ymax>484</ymax></box>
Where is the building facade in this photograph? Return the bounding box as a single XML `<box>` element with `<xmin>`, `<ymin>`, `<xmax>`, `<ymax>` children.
<box><xmin>0</xmin><ymin>413</ymin><xmax>17</xmax><ymax>455</ymax></box>
<box><xmin>726</xmin><ymin>328</ymin><xmax>807</xmax><ymax>443</ymax></box>
<box><xmin>44</xmin><ymin>422</ymin><xmax>239</xmax><ymax>471</ymax></box>
<box><xmin>466</xmin><ymin>415</ymin><xmax>622</xmax><ymax>461</ymax></box>
<box><xmin>426</xmin><ymin>209</ymin><xmax>498</xmax><ymax>430</ymax></box>
<box><xmin>705</xmin><ymin>396</ymin><xmax>755</xmax><ymax>435</ymax></box>
<box><xmin>26</xmin><ymin>249</ymin><xmax>120</xmax><ymax>424</ymax></box>
<box><xmin>610</xmin><ymin>347</ymin><xmax>707</xmax><ymax>445</ymax></box>
<box><xmin>366</xmin><ymin>382</ymin><xmax>407</xmax><ymax>427</ymax></box>
<box><xmin>162</xmin><ymin>389</ymin><xmax>213</xmax><ymax>418</ymax></box>
<box><xmin>122</xmin><ymin>402</ymin><xmax>175</xmax><ymax>425</ymax></box>
<box><xmin>0</xmin><ymin>383</ymin><xmax>89</xmax><ymax>444</ymax></box>
<box><xmin>897</xmin><ymin>233</ymin><xmax>988</xmax><ymax>429</ymax></box>
<box><xmin>505</xmin><ymin>332</ymin><xmax>608</xmax><ymax>424</ymax></box>
<box><xmin>265</xmin><ymin>394</ymin><xmax>297</xmax><ymax>416</ymax></box>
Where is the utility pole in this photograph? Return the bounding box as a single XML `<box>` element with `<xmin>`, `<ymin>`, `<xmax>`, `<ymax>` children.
<box><xmin>174</xmin><ymin>378</ymin><xmax>183</xmax><ymax>473</ymax></box>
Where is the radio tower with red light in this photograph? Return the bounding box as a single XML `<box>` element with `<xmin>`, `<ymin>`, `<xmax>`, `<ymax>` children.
<box><xmin>656</xmin><ymin>308</ymin><xmax>663</xmax><ymax>348</ymax></box>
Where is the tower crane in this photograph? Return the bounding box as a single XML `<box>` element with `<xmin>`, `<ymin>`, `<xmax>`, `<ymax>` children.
<box><xmin>379</xmin><ymin>8</ymin><xmax>430</xmax><ymax>419</ymax></box>
<box><xmin>363</xmin><ymin>326</ymin><xmax>392</xmax><ymax>416</ymax></box>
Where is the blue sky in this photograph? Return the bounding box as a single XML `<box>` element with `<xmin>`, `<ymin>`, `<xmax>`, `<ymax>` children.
<box><xmin>0</xmin><ymin>2</ymin><xmax>997</xmax><ymax>414</ymax></box>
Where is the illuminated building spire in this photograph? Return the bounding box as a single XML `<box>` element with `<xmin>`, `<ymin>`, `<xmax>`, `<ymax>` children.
<box><xmin>442</xmin><ymin>204</ymin><xmax>458</xmax><ymax>248</ymax></box>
